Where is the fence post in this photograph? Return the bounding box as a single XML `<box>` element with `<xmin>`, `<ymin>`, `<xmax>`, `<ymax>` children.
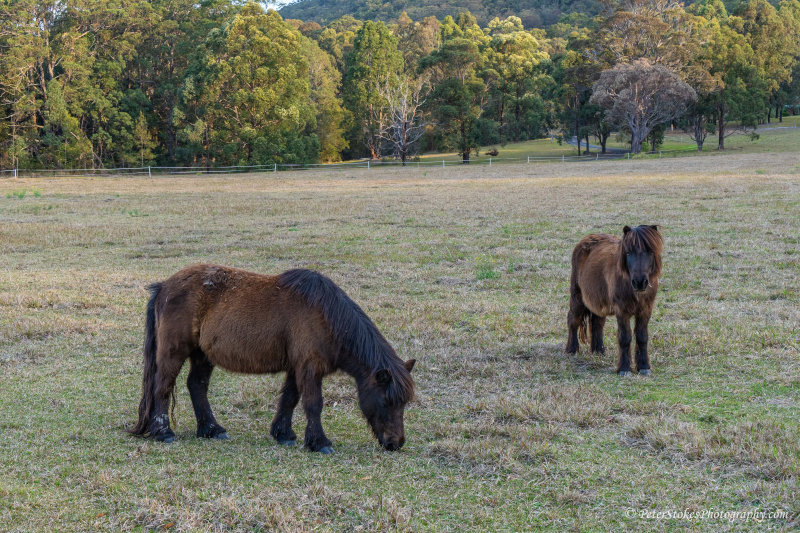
<box><xmin>274</xmin><ymin>163</ymin><xmax>277</xmax><ymax>172</ymax></box>
<box><xmin>367</xmin><ymin>160</ymin><xmax>370</xmax><ymax>170</ymax></box>
<box><xmin>489</xmin><ymin>158</ymin><xmax>492</xmax><ymax>166</ymax></box>
<box><xmin>527</xmin><ymin>156</ymin><xmax>530</xmax><ymax>164</ymax></box>
<box><xmin>442</xmin><ymin>160</ymin><xmax>445</xmax><ymax>168</ymax></box>
<box><xmin>14</xmin><ymin>168</ymin><xmax>18</xmax><ymax>179</ymax></box>
<box><xmin>627</xmin><ymin>152</ymin><xmax>630</xmax><ymax>160</ymax></box>
<box><xmin>659</xmin><ymin>150</ymin><xmax>662</xmax><ymax>158</ymax></box>
<box><xmin>596</xmin><ymin>153</ymin><xmax>599</xmax><ymax>160</ymax></box>
<box><xmin>148</xmin><ymin>166</ymin><xmax>151</xmax><ymax>178</ymax></box>
<box><xmin>562</xmin><ymin>155</ymin><xmax>565</xmax><ymax>163</ymax></box>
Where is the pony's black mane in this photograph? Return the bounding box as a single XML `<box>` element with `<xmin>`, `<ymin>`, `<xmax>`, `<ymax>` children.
<box><xmin>278</xmin><ymin>269</ymin><xmax>414</xmax><ymax>404</ymax></box>
<box><xmin>623</xmin><ymin>225</ymin><xmax>662</xmax><ymax>253</ymax></box>
<box><xmin>620</xmin><ymin>225</ymin><xmax>664</xmax><ymax>276</ymax></box>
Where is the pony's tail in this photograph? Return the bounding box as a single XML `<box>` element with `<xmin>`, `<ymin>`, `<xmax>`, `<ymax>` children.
<box><xmin>129</xmin><ymin>283</ymin><xmax>162</xmax><ymax>436</ymax></box>
<box><xmin>578</xmin><ymin>312</ymin><xmax>589</xmax><ymax>345</ymax></box>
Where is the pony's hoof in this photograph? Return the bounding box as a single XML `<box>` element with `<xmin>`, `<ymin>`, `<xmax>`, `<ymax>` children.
<box><xmin>155</xmin><ymin>429</ymin><xmax>176</xmax><ymax>443</ymax></box>
<box><xmin>197</xmin><ymin>424</ymin><xmax>228</xmax><ymax>439</ymax></box>
<box><xmin>278</xmin><ymin>439</ymin><xmax>297</xmax><ymax>447</ymax></box>
<box><xmin>618</xmin><ymin>370</ymin><xmax>632</xmax><ymax>377</ymax></box>
<box><xmin>318</xmin><ymin>446</ymin><xmax>334</xmax><ymax>455</ymax></box>
<box><xmin>639</xmin><ymin>369</ymin><xmax>652</xmax><ymax>376</ymax></box>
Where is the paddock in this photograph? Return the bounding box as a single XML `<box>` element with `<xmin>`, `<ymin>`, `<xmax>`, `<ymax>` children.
<box><xmin>1</xmin><ymin>152</ymin><xmax>798</xmax><ymax>530</ymax></box>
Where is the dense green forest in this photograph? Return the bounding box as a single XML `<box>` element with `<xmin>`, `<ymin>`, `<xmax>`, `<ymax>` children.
<box><xmin>277</xmin><ymin>0</ymin><xmax>785</xmax><ymax>27</ymax></box>
<box><xmin>1</xmin><ymin>0</ymin><xmax>799</xmax><ymax>169</ymax></box>
<box><xmin>279</xmin><ymin>0</ymin><xmax>605</xmax><ymax>28</ymax></box>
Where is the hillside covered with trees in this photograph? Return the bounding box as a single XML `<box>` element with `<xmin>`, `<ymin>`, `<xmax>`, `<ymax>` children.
<box><xmin>278</xmin><ymin>0</ymin><xmax>605</xmax><ymax>28</ymax></box>
<box><xmin>1</xmin><ymin>0</ymin><xmax>799</xmax><ymax>170</ymax></box>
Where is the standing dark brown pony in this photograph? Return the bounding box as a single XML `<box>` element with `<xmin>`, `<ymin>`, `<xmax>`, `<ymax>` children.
<box><xmin>565</xmin><ymin>225</ymin><xmax>663</xmax><ymax>376</ymax></box>
<box><xmin>129</xmin><ymin>264</ymin><xmax>415</xmax><ymax>453</ymax></box>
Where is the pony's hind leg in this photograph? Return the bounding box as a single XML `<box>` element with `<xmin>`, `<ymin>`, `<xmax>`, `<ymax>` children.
<box><xmin>150</xmin><ymin>346</ymin><xmax>188</xmax><ymax>442</ymax></box>
<box><xmin>616</xmin><ymin>315</ymin><xmax>633</xmax><ymax>376</ymax></box>
<box><xmin>590</xmin><ymin>314</ymin><xmax>606</xmax><ymax>354</ymax></box>
<box><xmin>298</xmin><ymin>368</ymin><xmax>333</xmax><ymax>454</ymax></box>
<box><xmin>270</xmin><ymin>371</ymin><xmax>300</xmax><ymax>446</ymax></box>
<box><xmin>187</xmin><ymin>350</ymin><xmax>228</xmax><ymax>439</ymax></box>
<box><xmin>634</xmin><ymin>314</ymin><xmax>652</xmax><ymax>375</ymax></box>
<box><xmin>566</xmin><ymin>298</ymin><xmax>588</xmax><ymax>354</ymax></box>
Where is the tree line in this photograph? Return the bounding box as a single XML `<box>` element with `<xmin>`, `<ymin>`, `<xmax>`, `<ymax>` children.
<box><xmin>1</xmin><ymin>0</ymin><xmax>799</xmax><ymax>169</ymax></box>
<box><xmin>277</xmin><ymin>0</ymin><xmax>605</xmax><ymax>33</ymax></box>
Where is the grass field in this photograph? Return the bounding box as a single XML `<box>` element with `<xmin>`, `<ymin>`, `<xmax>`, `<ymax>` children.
<box><xmin>1</xmin><ymin>152</ymin><xmax>799</xmax><ymax>531</ymax></box>
<box><xmin>418</xmin><ymin>118</ymin><xmax>800</xmax><ymax>162</ymax></box>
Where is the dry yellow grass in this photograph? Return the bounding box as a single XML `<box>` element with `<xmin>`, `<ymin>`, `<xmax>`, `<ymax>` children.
<box><xmin>1</xmin><ymin>151</ymin><xmax>798</xmax><ymax>531</ymax></box>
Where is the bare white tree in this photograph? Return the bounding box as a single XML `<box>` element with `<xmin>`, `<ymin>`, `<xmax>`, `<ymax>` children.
<box><xmin>377</xmin><ymin>75</ymin><xmax>430</xmax><ymax>165</ymax></box>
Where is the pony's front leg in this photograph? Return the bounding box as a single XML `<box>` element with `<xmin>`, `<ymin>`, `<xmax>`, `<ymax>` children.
<box><xmin>270</xmin><ymin>371</ymin><xmax>300</xmax><ymax>446</ymax></box>
<box><xmin>616</xmin><ymin>315</ymin><xmax>633</xmax><ymax>376</ymax></box>
<box><xmin>187</xmin><ymin>352</ymin><xmax>228</xmax><ymax>439</ymax></box>
<box><xmin>634</xmin><ymin>314</ymin><xmax>651</xmax><ymax>375</ymax></box>
<box><xmin>299</xmin><ymin>370</ymin><xmax>333</xmax><ymax>454</ymax></box>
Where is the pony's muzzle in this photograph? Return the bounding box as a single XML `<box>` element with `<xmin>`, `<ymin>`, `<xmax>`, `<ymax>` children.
<box><xmin>383</xmin><ymin>436</ymin><xmax>405</xmax><ymax>451</ymax></box>
<box><xmin>632</xmin><ymin>278</ymin><xmax>649</xmax><ymax>292</ymax></box>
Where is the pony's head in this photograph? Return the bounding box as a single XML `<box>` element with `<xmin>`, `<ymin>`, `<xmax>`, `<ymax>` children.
<box><xmin>358</xmin><ymin>359</ymin><xmax>416</xmax><ymax>451</ymax></box>
<box><xmin>620</xmin><ymin>225</ymin><xmax>663</xmax><ymax>292</ymax></box>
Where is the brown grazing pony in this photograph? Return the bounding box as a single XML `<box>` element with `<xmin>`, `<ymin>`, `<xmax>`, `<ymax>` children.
<box><xmin>129</xmin><ymin>264</ymin><xmax>415</xmax><ymax>453</ymax></box>
<box><xmin>565</xmin><ymin>225</ymin><xmax>663</xmax><ymax>376</ymax></box>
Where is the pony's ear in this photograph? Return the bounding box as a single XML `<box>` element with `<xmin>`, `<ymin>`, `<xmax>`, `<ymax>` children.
<box><xmin>650</xmin><ymin>225</ymin><xmax>659</xmax><ymax>232</ymax></box>
<box><xmin>623</xmin><ymin>225</ymin><xmax>632</xmax><ymax>235</ymax></box>
<box><xmin>404</xmin><ymin>359</ymin><xmax>416</xmax><ymax>372</ymax></box>
<box><xmin>376</xmin><ymin>369</ymin><xmax>392</xmax><ymax>387</ymax></box>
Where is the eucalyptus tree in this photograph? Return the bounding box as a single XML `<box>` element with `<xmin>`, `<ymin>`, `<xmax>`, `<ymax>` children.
<box><xmin>552</xmin><ymin>28</ymin><xmax>603</xmax><ymax>155</ymax></box>
<box><xmin>342</xmin><ymin>21</ymin><xmax>403</xmax><ymax>159</ymax></box>
<box><xmin>131</xmin><ymin>0</ymin><xmax>238</xmax><ymax>163</ymax></box>
<box><xmin>299</xmin><ymin>35</ymin><xmax>349</xmax><ymax>162</ymax></box>
<box><xmin>482</xmin><ymin>16</ymin><xmax>549</xmax><ymax>143</ymax></box>
<box><xmin>696</xmin><ymin>0</ymin><xmax>764</xmax><ymax>149</ymax></box>
<box><xmin>186</xmin><ymin>4</ymin><xmax>317</xmax><ymax>165</ymax></box>
<box><xmin>591</xmin><ymin>59</ymin><xmax>696</xmax><ymax>153</ymax></box>
<box><xmin>377</xmin><ymin>74</ymin><xmax>430</xmax><ymax>164</ymax></box>
<box><xmin>735</xmin><ymin>0</ymin><xmax>800</xmax><ymax>123</ymax></box>
<box><xmin>421</xmin><ymin>13</ymin><xmax>487</xmax><ymax>163</ymax></box>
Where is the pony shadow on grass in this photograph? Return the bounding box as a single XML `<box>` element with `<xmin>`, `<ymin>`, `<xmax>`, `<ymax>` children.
<box><xmin>521</xmin><ymin>343</ymin><xmax>611</xmax><ymax>375</ymax></box>
<box><xmin>128</xmin><ymin>264</ymin><xmax>415</xmax><ymax>454</ymax></box>
<box><xmin>565</xmin><ymin>225</ymin><xmax>664</xmax><ymax>376</ymax></box>
<box><xmin>499</xmin><ymin>342</ymin><xmax>610</xmax><ymax>377</ymax></box>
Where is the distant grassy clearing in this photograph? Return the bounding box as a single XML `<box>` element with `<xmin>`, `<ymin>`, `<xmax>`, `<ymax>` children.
<box><xmin>1</xmin><ymin>152</ymin><xmax>798</xmax><ymax>531</ymax></box>
<box><xmin>413</xmin><ymin>119</ymin><xmax>800</xmax><ymax>162</ymax></box>
<box><xmin>420</xmin><ymin>137</ymin><xmax>575</xmax><ymax>161</ymax></box>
